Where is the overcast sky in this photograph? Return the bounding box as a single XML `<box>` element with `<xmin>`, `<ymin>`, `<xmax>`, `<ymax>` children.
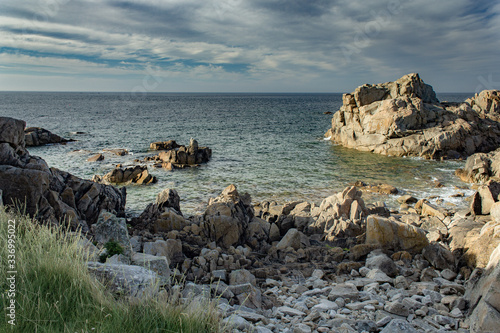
<box><xmin>0</xmin><ymin>0</ymin><xmax>499</xmax><ymax>93</ymax></box>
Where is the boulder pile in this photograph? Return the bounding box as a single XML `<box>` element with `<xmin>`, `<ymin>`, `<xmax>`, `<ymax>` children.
<box><xmin>119</xmin><ymin>182</ymin><xmax>500</xmax><ymax>332</ymax></box>
<box><xmin>325</xmin><ymin>73</ymin><xmax>500</xmax><ymax>159</ymax></box>
<box><xmin>0</xmin><ymin>117</ymin><xmax>126</xmax><ymax>230</ymax></box>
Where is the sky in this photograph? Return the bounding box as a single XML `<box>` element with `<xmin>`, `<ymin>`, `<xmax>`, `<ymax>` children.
<box><xmin>0</xmin><ymin>0</ymin><xmax>499</xmax><ymax>93</ymax></box>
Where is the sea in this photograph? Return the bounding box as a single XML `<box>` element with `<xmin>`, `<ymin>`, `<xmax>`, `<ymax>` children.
<box><xmin>0</xmin><ymin>92</ymin><xmax>475</xmax><ymax>216</ymax></box>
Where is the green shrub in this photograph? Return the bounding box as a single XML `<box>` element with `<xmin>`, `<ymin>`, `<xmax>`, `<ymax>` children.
<box><xmin>0</xmin><ymin>207</ymin><xmax>221</xmax><ymax>332</ymax></box>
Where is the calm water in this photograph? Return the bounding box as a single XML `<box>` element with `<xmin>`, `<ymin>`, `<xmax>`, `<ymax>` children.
<box><xmin>0</xmin><ymin>92</ymin><xmax>474</xmax><ymax>215</ymax></box>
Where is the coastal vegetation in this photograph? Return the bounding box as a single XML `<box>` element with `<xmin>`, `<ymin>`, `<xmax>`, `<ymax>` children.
<box><xmin>0</xmin><ymin>207</ymin><xmax>221</xmax><ymax>333</ymax></box>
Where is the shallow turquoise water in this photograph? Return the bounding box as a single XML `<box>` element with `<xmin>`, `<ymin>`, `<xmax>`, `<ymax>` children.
<box><xmin>0</xmin><ymin>92</ymin><xmax>474</xmax><ymax>215</ymax></box>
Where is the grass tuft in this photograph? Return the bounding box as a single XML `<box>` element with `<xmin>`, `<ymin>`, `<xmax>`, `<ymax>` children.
<box><xmin>0</xmin><ymin>207</ymin><xmax>221</xmax><ymax>332</ymax></box>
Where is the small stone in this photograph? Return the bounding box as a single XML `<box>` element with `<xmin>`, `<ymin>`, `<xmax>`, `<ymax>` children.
<box><xmin>293</xmin><ymin>323</ymin><xmax>312</xmax><ymax>333</ymax></box>
<box><xmin>384</xmin><ymin>301</ymin><xmax>409</xmax><ymax>316</ymax></box>
<box><xmin>278</xmin><ymin>306</ymin><xmax>305</xmax><ymax>317</ymax></box>
<box><xmin>222</xmin><ymin>315</ymin><xmax>252</xmax><ymax>331</ymax></box>
<box><xmin>376</xmin><ymin>316</ymin><xmax>392</xmax><ymax>327</ymax></box>
<box><xmin>441</xmin><ymin>268</ymin><xmax>458</xmax><ymax>281</ymax></box>
<box><xmin>366</xmin><ymin>268</ymin><xmax>393</xmax><ymax>283</ymax></box>
<box><xmin>312</xmin><ymin>269</ymin><xmax>325</xmax><ymax>279</ymax></box>
<box><xmin>450</xmin><ymin>308</ymin><xmax>463</xmax><ymax>318</ymax></box>
<box><xmin>380</xmin><ymin>319</ymin><xmax>418</xmax><ymax>333</ymax></box>
<box><xmin>328</xmin><ymin>283</ymin><xmax>359</xmax><ymax>301</ymax></box>
<box><xmin>435</xmin><ymin>315</ymin><xmax>455</xmax><ymax>326</ymax></box>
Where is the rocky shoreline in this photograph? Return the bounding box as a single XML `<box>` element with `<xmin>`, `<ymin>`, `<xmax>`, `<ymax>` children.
<box><xmin>2</xmin><ymin>75</ymin><xmax>500</xmax><ymax>333</ymax></box>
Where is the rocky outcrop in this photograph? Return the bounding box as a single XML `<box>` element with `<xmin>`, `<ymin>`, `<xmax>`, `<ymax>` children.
<box><xmin>455</xmin><ymin>147</ymin><xmax>500</xmax><ymax>183</ymax></box>
<box><xmin>146</xmin><ymin>138</ymin><xmax>211</xmax><ymax>169</ymax></box>
<box><xmin>132</xmin><ymin>188</ymin><xmax>187</xmax><ymax>233</ymax></box>
<box><xmin>203</xmin><ymin>184</ymin><xmax>254</xmax><ymax>248</ymax></box>
<box><xmin>0</xmin><ymin>117</ymin><xmax>126</xmax><ymax>229</ymax></box>
<box><xmin>325</xmin><ymin>73</ymin><xmax>500</xmax><ymax>159</ymax></box>
<box><xmin>466</xmin><ymin>89</ymin><xmax>500</xmax><ymax>121</ymax></box>
<box><xmin>92</xmin><ymin>165</ymin><xmax>157</xmax><ymax>185</ymax></box>
<box><xmin>24</xmin><ymin>127</ymin><xmax>73</xmax><ymax>146</ymax></box>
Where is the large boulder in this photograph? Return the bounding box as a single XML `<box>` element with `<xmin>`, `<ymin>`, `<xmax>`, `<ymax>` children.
<box><xmin>0</xmin><ymin>117</ymin><xmax>126</xmax><ymax>229</ymax></box>
<box><xmin>24</xmin><ymin>127</ymin><xmax>73</xmax><ymax>147</ymax></box>
<box><xmin>307</xmin><ymin>186</ymin><xmax>366</xmax><ymax>245</ymax></box>
<box><xmin>365</xmin><ymin>215</ymin><xmax>429</xmax><ymax>253</ymax></box>
<box><xmin>456</xmin><ymin>148</ymin><xmax>500</xmax><ymax>183</ymax></box>
<box><xmin>467</xmin><ymin>244</ymin><xmax>500</xmax><ymax>333</ymax></box>
<box><xmin>470</xmin><ymin>180</ymin><xmax>500</xmax><ymax>215</ymax></box>
<box><xmin>132</xmin><ymin>188</ymin><xmax>187</xmax><ymax>233</ymax></box>
<box><xmin>203</xmin><ymin>184</ymin><xmax>254</xmax><ymax>248</ymax></box>
<box><xmin>87</xmin><ymin>262</ymin><xmax>160</xmax><ymax>298</ymax></box>
<box><xmin>91</xmin><ymin>211</ymin><xmax>132</xmax><ymax>258</ymax></box>
<box><xmin>325</xmin><ymin>74</ymin><xmax>500</xmax><ymax>159</ymax></box>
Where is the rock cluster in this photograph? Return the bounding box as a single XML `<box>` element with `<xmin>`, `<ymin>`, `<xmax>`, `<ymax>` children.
<box><xmin>0</xmin><ymin>117</ymin><xmax>126</xmax><ymax>230</ymax></box>
<box><xmin>108</xmin><ymin>179</ymin><xmax>500</xmax><ymax>332</ymax></box>
<box><xmin>146</xmin><ymin>138</ymin><xmax>212</xmax><ymax>169</ymax></box>
<box><xmin>325</xmin><ymin>73</ymin><xmax>500</xmax><ymax>159</ymax></box>
<box><xmin>92</xmin><ymin>165</ymin><xmax>157</xmax><ymax>185</ymax></box>
<box><xmin>24</xmin><ymin>126</ymin><xmax>73</xmax><ymax>146</ymax></box>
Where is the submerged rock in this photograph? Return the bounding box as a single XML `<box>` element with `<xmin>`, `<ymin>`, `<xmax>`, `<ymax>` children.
<box><xmin>325</xmin><ymin>73</ymin><xmax>500</xmax><ymax>159</ymax></box>
<box><xmin>24</xmin><ymin>127</ymin><xmax>73</xmax><ymax>146</ymax></box>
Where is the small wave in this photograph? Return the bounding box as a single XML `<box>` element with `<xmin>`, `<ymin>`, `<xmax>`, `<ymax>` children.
<box><xmin>324</xmin><ymin>136</ymin><xmax>332</xmax><ymax>141</ymax></box>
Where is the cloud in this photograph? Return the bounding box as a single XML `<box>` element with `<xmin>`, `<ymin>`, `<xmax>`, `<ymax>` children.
<box><xmin>0</xmin><ymin>0</ymin><xmax>498</xmax><ymax>92</ymax></box>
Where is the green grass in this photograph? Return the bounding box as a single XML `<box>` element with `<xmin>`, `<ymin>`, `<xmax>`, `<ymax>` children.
<box><xmin>0</xmin><ymin>207</ymin><xmax>221</xmax><ymax>332</ymax></box>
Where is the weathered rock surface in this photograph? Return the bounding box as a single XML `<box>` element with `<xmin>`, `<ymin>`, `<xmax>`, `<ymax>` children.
<box><xmin>24</xmin><ymin>127</ymin><xmax>73</xmax><ymax>147</ymax></box>
<box><xmin>92</xmin><ymin>165</ymin><xmax>157</xmax><ymax>185</ymax></box>
<box><xmin>132</xmin><ymin>188</ymin><xmax>187</xmax><ymax>233</ymax></box>
<box><xmin>87</xmin><ymin>262</ymin><xmax>160</xmax><ymax>298</ymax></box>
<box><xmin>325</xmin><ymin>73</ymin><xmax>500</xmax><ymax>159</ymax></box>
<box><xmin>456</xmin><ymin>147</ymin><xmax>500</xmax><ymax>183</ymax></box>
<box><xmin>366</xmin><ymin>215</ymin><xmax>429</xmax><ymax>253</ymax></box>
<box><xmin>91</xmin><ymin>211</ymin><xmax>132</xmax><ymax>258</ymax></box>
<box><xmin>467</xmin><ymin>243</ymin><xmax>500</xmax><ymax>333</ymax></box>
<box><xmin>0</xmin><ymin>117</ymin><xmax>126</xmax><ymax>229</ymax></box>
<box><xmin>204</xmin><ymin>184</ymin><xmax>254</xmax><ymax>248</ymax></box>
<box><xmin>466</xmin><ymin>89</ymin><xmax>500</xmax><ymax>121</ymax></box>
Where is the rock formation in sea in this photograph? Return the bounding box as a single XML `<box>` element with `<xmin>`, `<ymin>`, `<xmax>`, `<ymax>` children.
<box><xmin>92</xmin><ymin>165</ymin><xmax>157</xmax><ymax>185</ymax></box>
<box><xmin>325</xmin><ymin>73</ymin><xmax>500</xmax><ymax>159</ymax></box>
<box><xmin>0</xmin><ymin>117</ymin><xmax>125</xmax><ymax>230</ymax></box>
<box><xmin>146</xmin><ymin>138</ymin><xmax>212</xmax><ymax>169</ymax></box>
<box><xmin>24</xmin><ymin>126</ymin><xmax>74</xmax><ymax>146</ymax></box>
